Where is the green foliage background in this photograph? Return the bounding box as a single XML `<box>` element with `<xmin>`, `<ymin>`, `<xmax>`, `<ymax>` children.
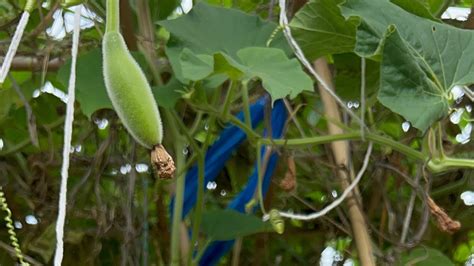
<box><xmin>0</xmin><ymin>0</ymin><xmax>473</xmax><ymax>265</ymax></box>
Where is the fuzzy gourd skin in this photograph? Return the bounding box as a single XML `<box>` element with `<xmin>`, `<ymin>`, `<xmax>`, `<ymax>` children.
<box><xmin>102</xmin><ymin>31</ymin><xmax>163</xmax><ymax>149</ymax></box>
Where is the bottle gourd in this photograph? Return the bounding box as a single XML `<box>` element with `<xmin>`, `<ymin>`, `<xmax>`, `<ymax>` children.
<box><xmin>102</xmin><ymin>0</ymin><xmax>174</xmax><ymax>178</ymax></box>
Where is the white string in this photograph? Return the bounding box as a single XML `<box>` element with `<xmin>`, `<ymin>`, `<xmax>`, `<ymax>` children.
<box><xmin>263</xmin><ymin>142</ymin><xmax>373</xmax><ymax>221</ymax></box>
<box><xmin>54</xmin><ymin>6</ymin><xmax>81</xmax><ymax>266</ymax></box>
<box><xmin>0</xmin><ymin>12</ymin><xmax>30</xmax><ymax>83</ymax></box>
<box><xmin>277</xmin><ymin>0</ymin><xmax>366</xmax><ymax>128</ymax></box>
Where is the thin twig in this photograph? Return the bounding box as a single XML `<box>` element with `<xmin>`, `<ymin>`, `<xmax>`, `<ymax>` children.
<box><xmin>53</xmin><ymin>6</ymin><xmax>81</xmax><ymax>266</ymax></box>
<box><xmin>9</xmin><ymin>74</ymin><xmax>39</xmax><ymax>147</ymax></box>
<box><xmin>231</xmin><ymin>238</ymin><xmax>243</xmax><ymax>266</ymax></box>
<box><xmin>400</xmin><ymin>168</ymin><xmax>422</xmax><ymax>244</ymax></box>
<box><xmin>268</xmin><ymin>0</ymin><xmax>275</xmax><ymax>21</ymax></box>
<box><xmin>141</xmin><ymin>173</ymin><xmax>149</xmax><ymax>266</ymax></box>
<box><xmin>257</xmin><ymin>145</ymin><xmax>274</xmax><ymax>214</ymax></box>
<box><xmin>264</xmin><ymin>142</ymin><xmax>373</xmax><ymax>221</ymax></box>
<box><xmin>277</xmin><ymin>0</ymin><xmax>365</xmax><ymax>127</ymax></box>
<box><xmin>376</xmin><ymin>163</ymin><xmax>418</xmax><ymax>187</ymax></box>
<box><xmin>121</xmin><ymin>142</ymin><xmax>137</xmax><ymax>265</ymax></box>
<box><xmin>0</xmin><ymin>240</ymin><xmax>41</xmax><ymax>265</ymax></box>
<box><xmin>283</xmin><ymin>99</ymin><xmax>306</xmax><ymax>137</ymax></box>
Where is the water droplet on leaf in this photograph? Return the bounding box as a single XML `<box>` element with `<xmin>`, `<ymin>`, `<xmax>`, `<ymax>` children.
<box><xmin>460</xmin><ymin>191</ymin><xmax>474</xmax><ymax>206</ymax></box>
<box><xmin>352</xmin><ymin>101</ymin><xmax>360</xmax><ymax>109</ymax></box>
<box><xmin>120</xmin><ymin>164</ymin><xmax>132</xmax><ymax>174</ymax></box>
<box><xmin>135</xmin><ymin>163</ymin><xmax>149</xmax><ymax>173</ymax></box>
<box><xmin>97</xmin><ymin>119</ymin><xmax>109</xmax><ymax>130</ymax></box>
<box><xmin>451</xmin><ymin>85</ymin><xmax>465</xmax><ymax>101</ymax></box>
<box><xmin>25</xmin><ymin>215</ymin><xmax>39</xmax><ymax>225</ymax></box>
<box><xmin>14</xmin><ymin>221</ymin><xmax>22</xmax><ymax>229</ymax></box>
<box><xmin>402</xmin><ymin>121</ymin><xmax>411</xmax><ymax>132</ymax></box>
<box><xmin>32</xmin><ymin>89</ymin><xmax>41</xmax><ymax>98</ymax></box>
<box><xmin>455</xmin><ymin>133</ymin><xmax>470</xmax><ymax>144</ymax></box>
<box><xmin>206</xmin><ymin>181</ymin><xmax>217</xmax><ymax>190</ymax></box>
<box><xmin>462</xmin><ymin>123</ymin><xmax>472</xmax><ymax>136</ymax></box>
<box><xmin>466</xmin><ymin>105</ymin><xmax>472</xmax><ymax>113</ymax></box>
<box><xmin>450</xmin><ymin>108</ymin><xmax>464</xmax><ymax>124</ymax></box>
<box><xmin>343</xmin><ymin>259</ymin><xmax>355</xmax><ymax>266</ymax></box>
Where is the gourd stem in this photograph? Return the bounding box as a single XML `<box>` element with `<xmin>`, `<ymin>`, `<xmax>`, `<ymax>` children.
<box><xmin>106</xmin><ymin>0</ymin><xmax>120</xmax><ymax>33</ymax></box>
<box><xmin>260</xmin><ymin>132</ymin><xmax>426</xmax><ymax>161</ymax></box>
<box><xmin>188</xmin><ymin>155</ymin><xmax>205</xmax><ymax>266</ymax></box>
<box><xmin>166</xmin><ymin>110</ymin><xmax>186</xmax><ymax>266</ymax></box>
<box><xmin>428</xmin><ymin>157</ymin><xmax>474</xmax><ymax>173</ymax></box>
<box><xmin>241</xmin><ymin>81</ymin><xmax>252</xmax><ymax>131</ymax></box>
<box><xmin>188</xmin><ymin>89</ymin><xmax>220</xmax><ymax>265</ymax></box>
<box><xmin>222</xmin><ymin>81</ymin><xmax>238</xmax><ymax>121</ymax></box>
<box><xmin>170</xmin><ymin>140</ymin><xmax>186</xmax><ymax>266</ymax></box>
<box><xmin>258</xmin><ymin>132</ymin><xmax>474</xmax><ymax>173</ymax></box>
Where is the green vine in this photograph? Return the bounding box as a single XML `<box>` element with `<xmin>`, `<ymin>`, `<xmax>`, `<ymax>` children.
<box><xmin>0</xmin><ymin>186</ymin><xmax>29</xmax><ymax>266</ymax></box>
<box><xmin>258</xmin><ymin>131</ymin><xmax>474</xmax><ymax>174</ymax></box>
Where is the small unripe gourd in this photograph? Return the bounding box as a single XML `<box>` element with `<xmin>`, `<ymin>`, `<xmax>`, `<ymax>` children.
<box><xmin>103</xmin><ymin>31</ymin><xmax>163</xmax><ymax>149</ymax></box>
<box><xmin>269</xmin><ymin>209</ymin><xmax>284</xmax><ymax>234</ymax></box>
<box><xmin>103</xmin><ymin>0</ymin><xmax>174</xmax><ymax>178</ymax></box>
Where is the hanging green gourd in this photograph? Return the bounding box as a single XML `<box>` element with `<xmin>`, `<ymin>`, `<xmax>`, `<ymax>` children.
<box><xmin>102</xmin><ymin>0</ymin><xmax>175</xmax><ymax>178</ymax></box>
<box><xmin>269</xmin><ymin>209</ymin><xmax>284</xmax><ymax>234</ymax></box>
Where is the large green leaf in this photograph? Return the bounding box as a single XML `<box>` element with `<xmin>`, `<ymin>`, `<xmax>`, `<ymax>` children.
<box><xmin>0</xmin><ymin>72</ymin><xmax>35</xmax><ymax>125</ymax></box>
<box><xmin>425</xmin><ymin>0</ymin><xmax>446</xmax><ymax>15</ymax></box>
<box><xmin>391</xmin><ymin>0</ymin><xmax>439</xmax><ymax>21</ymax></box>
<box><xmin>290</xmin><ymin>0</ymin><xmax>357</xmax><ymax>61</ymax></box>
<box><xmin>181</xmin><ymin>47</ymin><xmax>313</xmax><ymax>101</ymax></box>
<box><xmin>398</xmin><ymin>247</ymin><xmax>454</xmax><ymax>266</ymax></box>
<box><xmin>150</xmin><ymin>0</ymin><xmax>179</xmax><ymax>20</ymax></box>
<box><xmin>58</xmin><ymin>49</ymin><xmax>113</xmax><ymax>118</ymax></box>
<box><xmin>160</xmin><ymin>3</ymin><xmax>312</xmax><ymax>101</ymax></box>
<box><xmin>289</xmin><ymin>0</ymin><xmax>436</xmax><ymax>61</ymax></box>
<box><xmin>0</xmin><ymin>88</ymin><xmax>16</xmax><ymax>124</ymax></box>
<box><xmin>201</xmin><ymin>209</ymin><xmax>273</xmax><ymax>240</ymax></box>
<box><xmin>223</xmin><ymin>47</ymin><xmax>314</xmax><ymax>101</ymax></box>
<box><xmin>333</xmin><ymin>53</ymin><xmax>380</xmax><ymax>100</ymax></box>
<box><xmin>341</xmin><ymin>0</ymin><xmax>474</xmax><ymax>131</ymax></box>
<box><xmin>179</xmin><ymin>48</ymin><xmax>214</xmax><ymax>81</ymax></box>
<box><xmin>158</xmin><ymin>2</ymin><xmax>289</xmax><ymax>83</ymax></box>
<box><xmin>152</xmin><ymin>78</ymin><xmax>184</xmax><ymax>109</ymax></box>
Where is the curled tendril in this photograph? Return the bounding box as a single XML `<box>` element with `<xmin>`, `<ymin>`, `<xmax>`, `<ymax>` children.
<box><xmin>266</xmin><ymin>25</ymin><xmax>283</xmax><ymax>47</ymax></box>
<box><xmin>0</xmin><ymin>186</ymin><xmax>29</xmax><ymax>266</ymax></box>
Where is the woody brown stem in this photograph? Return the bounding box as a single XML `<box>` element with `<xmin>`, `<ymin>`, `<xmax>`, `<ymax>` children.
<box><xmin>0</xmin><ymin>56</ymin><xmax>64</xmax><ymax>71</ymax></box>
<box><xmin>314</xmin><ymin>58</ymin><xmax>375</xmax><ymax>266</ymax></box>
